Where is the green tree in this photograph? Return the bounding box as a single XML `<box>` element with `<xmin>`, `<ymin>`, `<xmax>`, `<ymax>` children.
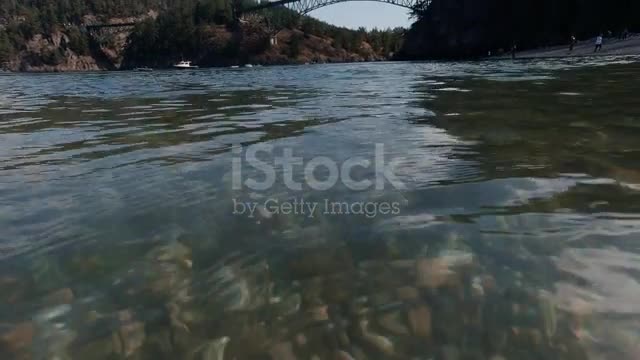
<box><xmin>0</xmin><ymin>30</ymin><xmax>13</xmax><ymax>64</ymax></box>
<box><xmin>66</xmin><ymin>27</ymin><xmax>89</xmax><ymax>55</ymax></box>
<box><xmin>289</xmin><ymin>32</ymin><xmax>302</xmax><ymax>58</ymax></box>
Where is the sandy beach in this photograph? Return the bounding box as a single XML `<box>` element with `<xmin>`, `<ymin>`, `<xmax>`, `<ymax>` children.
<box><xmin>495</xmin><ymin>33</ymin><xmax>640</xmax><ymax>59</ymax></box>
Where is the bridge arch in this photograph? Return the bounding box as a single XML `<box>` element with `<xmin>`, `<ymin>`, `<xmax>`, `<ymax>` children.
<box><xmin>241</xmin><ymin>0</ymin><xmax>429</xmax><ymax>16</ymax></box>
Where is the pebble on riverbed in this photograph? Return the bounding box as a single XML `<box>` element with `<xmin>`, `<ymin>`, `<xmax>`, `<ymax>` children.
<box><xmin>408</xmin><ymin>303</ymin><xmax>432</xmax><ymax>338</ymax></box>
<box><xmin>112</xmin><ymin>310</ymin><xmax>146</xmax><ymax>358</ymax></box>
<box><xmin>0</xmin><ymin>322</ymin><xmax>34</xmax><ymax>357</ymax></box>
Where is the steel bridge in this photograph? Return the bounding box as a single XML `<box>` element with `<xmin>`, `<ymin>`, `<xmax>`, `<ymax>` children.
<box><xmin>240</xmin><ymin>0</ymin><xmax>430</xmax><ymax>15</ymax></box>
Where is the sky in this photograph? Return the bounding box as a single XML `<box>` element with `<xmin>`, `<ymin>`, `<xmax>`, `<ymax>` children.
<box><xmin>309</xmin><ymin>2</ymin><xmax>413</xmax><ymax>30</ymax></box>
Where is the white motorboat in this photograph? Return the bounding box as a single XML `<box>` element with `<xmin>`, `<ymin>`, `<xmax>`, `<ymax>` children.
<box><xmin>173</xmin><ymin>61</ymin><xmax>199</xmax><ymax>69</ymax></box>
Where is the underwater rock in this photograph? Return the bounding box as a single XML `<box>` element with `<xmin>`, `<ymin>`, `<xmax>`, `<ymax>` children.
<box><xmin>337</xmin><ymin>328</ymin><xmax>351</xmax><ymax>348</ymax></box>
<box><xmin>193</xmin><ymin>336</ymin><xmax>231</xmax><ymax>360</ymax></box>
<box><xmin>138</xmin><ymin>328</ymin><xmax>174</xmax><ymax>359</ymax></box>
<box><xmin>309</xmin><ymin>305</ymin><xmax>330</xmax><ymax>322</ymax></box>
<box><xmin>112</xmin><ymin>311</ymin><xmax>145</xmax><ymax>358</ymax></box>
<box><xmin>32</xmin><ymin>318</ymin><xmax>77</xmax><ymax>360</ymax></box>
<box><xmin>388</xmin><ymin>259</ymin><xmax>416</xmax><ymax>270</ymax></box>
<box><xmin>272</xmin><ymin>292</ymin><xmax>301</xmax><ymax>318</ymax></box>
<box><xmin>416</xmin><ymin>251</ymin><xmax>474</xmax><ymax>289</ymax></box>
<box><xmin>44</xmin><ymin>288</ymin><xmax>74</xmax><ymax>306</ymax></box>
<box><xmin>335</xmin><ymin>350</ymin><xmax>356</xmax><ymax>360</ymax></box>
<box><xmin>415</xmin><ymin>258</ymin><xmax>458</xmax><ymax>289</ymax></box>
<box><xmin>0</xmin><ymin>276</ymin><xmax>28</xmax><ymax>305</ymax></box>
<box><xmin>538</xmin><ymin>291</ymin><xmax>557</xmax><ymax>340</ymax></box>
<box><xmin>408</xmin><ymin>303</ymin><xmax>432</xmax><ymax>338</ymax></box>
<box><xmin>204</xmin><ymin>259</ymin><xmax>272</xmax><ymax>313</ymax></box>
<box><xmin>359</xmin><ymin>320</ymin><xmax>394</xmax><ymax>356</ymax></box>
<box><xmin>145</xmin><ymin>241</ymin><xmax>193</xmax><ymax>294</ymax></box>
<box><xmin>440</xmin><ymin>345</ymin><xmax>460</xmax><ymax>360</ymax></box>
<box><xmin>377</xmin><ymin>311</ymin><xmax>410</xmax><ymax>335</ymax></box>
<box><xmin>0</xmin><ymin>322</ymin><xmax>34</xmax><ymax>355</ymax></box>
<box><xmin>72</xmin><ymin>336</ymin><xmax>116</xmax><ymax>360</ymax></box>
<box><xmin>289</xmin><ymin>246</ymin><xmax>354</xmax><ymax>279</ymax></box>
<box><xmin>269</xmin><ymin>341</ymin><xmax>297</xmax><ymax>360</ymax></box>
<box><xmin>295</xmin><ymin>333</ymin><xmax>307</xmax><ymax>347</ymax></box>
<box><xmin>481</xmin><ymin>275</ymin><xmax>497</xmax><ymax>293</ymax></box>
<box><xmin>350</xmin><ymin>345</ymin><xmax>369</xmax><ymax>360</ymax></box>
<box><xmin>471</xmin><ymin>277</ymin><xmax>484</xmax><ymax>298</ymax></box>
<box><xmin>396</xmin><ymin>286</ymin><xmax>420</xmax><ymax>301</ymax></box>
<box><xmin>324</xmin><ymin>274</ymin><xmax>355</xmax><ymax>303</ymax></box>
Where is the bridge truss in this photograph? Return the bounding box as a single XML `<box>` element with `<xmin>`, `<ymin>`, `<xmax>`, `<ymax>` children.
<box><xmin>242</xmin><ymin>0</ymin><xmax>430</xmax><ymax>15</ymax></box>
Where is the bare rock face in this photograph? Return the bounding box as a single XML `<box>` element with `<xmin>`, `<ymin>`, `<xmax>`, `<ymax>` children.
<box><xmin>11</xmin><ymin>32</ymin><xmax>102</xmax><ymax>72</ymax></box>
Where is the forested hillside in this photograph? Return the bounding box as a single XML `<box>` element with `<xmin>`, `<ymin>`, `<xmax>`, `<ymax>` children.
<box><xmin>0</xmin><ymin>0</ymin><xmax>404</xmax><ymax>71</ymax></box>
<box><xmin>399</xmin><ymin>0</ymin><xmax>640</xmax><ymax>59</ymax></box>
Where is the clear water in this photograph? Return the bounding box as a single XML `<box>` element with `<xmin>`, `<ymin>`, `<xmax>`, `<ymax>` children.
<box><xmin>1</xmin><ymin>57</ymin><xmax>640</xmax><ymax>359</ymax></box>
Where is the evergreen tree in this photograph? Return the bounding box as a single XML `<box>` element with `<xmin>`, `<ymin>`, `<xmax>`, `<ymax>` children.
<box><xmin>0</xmin><ymin>30</ymin><xmax>13</xmax><ymax>64</ymax></box>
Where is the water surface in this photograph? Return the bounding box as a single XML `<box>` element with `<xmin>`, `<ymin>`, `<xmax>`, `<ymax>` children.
<box><xmin>1</xmin><ymin>57</ymin><xmax>640</xmax><ymax>359</ymax></box>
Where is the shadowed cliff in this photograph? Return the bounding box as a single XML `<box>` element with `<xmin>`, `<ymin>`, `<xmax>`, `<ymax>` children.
<box><xmin>398</xmin><ymin>0</ymin><xmax>640</xmax><ymax>59</ymax></box>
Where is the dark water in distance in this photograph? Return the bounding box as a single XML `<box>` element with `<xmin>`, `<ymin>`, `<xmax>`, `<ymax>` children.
<box><xmin>1</xmin><ymin>57</ymin><xmax>640</xmax><ymax>359</ymax></box>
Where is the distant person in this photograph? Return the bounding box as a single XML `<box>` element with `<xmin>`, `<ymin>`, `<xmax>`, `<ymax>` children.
<box><xmin>569</xmin><ymin>35</ymin><xmax>577</xmax><ymax>52</ymax></box>
<box><xmin>594</xmin><ymin>34</ymin><xmax>603</xmax><ymax>52</ymax></box>
<box><xmin>623</xmin><ymin>28</ymin><xmax>629</xmax><ymax>40</ymax></box>
<box><xmin>511</xmin><ymin>43</ymin><xmax>517</xmax><ymax>59</ymax></box>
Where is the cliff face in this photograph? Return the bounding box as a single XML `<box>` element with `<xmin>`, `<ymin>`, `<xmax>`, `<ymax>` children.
<box><xmin>2</xmin><ymin>19</ymin><xmax>388</xmax><ymax>72</ymax></box>
<box><xmin>4</xmin><ymin>32</ymin><xmax>100</xmax><ymax>72</ymax></box>
<box><xmin>253</xmin><ymin>30</ymin><xmax>378</xmax><ymax>65</ymax></box>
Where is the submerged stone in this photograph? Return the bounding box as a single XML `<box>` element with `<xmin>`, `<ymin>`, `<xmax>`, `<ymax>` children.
<box><xmin>43</xmin><ymin>288</ymin><xmax>74</xmax><ymax>306</ymax></box>
<box><xmin>334</xmin><ymin>349</ymin><xmax>356</xmax><ymax>360</ymax></box>
<box><xmin>359</xmin><ymin>320</ymin><xmax>394</xmax><ymax>356</ymax></box>
<box><xmin>408</xmin><ymin>303</ymin><xmax>432</xmax><ymax>338</ymax></box>
<box><xmin>0</xmin><ymin>322</ymin><xmax>34</xmax><ymax>355</ymax></box>
<box><xmin>396</xmin><ymin>286</ymin><xmax>420</xmax><ymax>301</ymax></box>
<box><xmin>269</xmin><ymin>341</ymin><xmax>297</xmax><ymax>360</ymax></box>
<box><xmin>200</xmin><ymin>337</ymin><xmax>230</xmax><ymax>360</ymax></box>
<box><xmin>377</xmin><ymin>311</ymin><xmax>410</xmax><ymax>335</ymax></box>
<box><xmin>112</xmin><ymin>320</ymin><xmax>145</xmax><ymax>358</ymax></box>
<box><xmin>538</xmin><ymin>291</ymin><xmax>557</xmax><ymax>340</ymax></box>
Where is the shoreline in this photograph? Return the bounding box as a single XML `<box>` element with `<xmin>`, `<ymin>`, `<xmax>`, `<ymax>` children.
<box><xmin>493</xmin><ymin>33</ymin><xmax>640</xmax><ymax>60</ymax></box>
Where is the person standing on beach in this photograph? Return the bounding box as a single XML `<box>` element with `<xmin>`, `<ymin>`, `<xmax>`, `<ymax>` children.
<box><xmin>594</xmin><ymin>34</ymin><xmax>603</xmax><ymax>52</ymax></box>
<box><xmin>511</xmin><ymin>43</ymin><xmax>517</xmax><ymax>59</ymax></box>
<box><xmin>569</xmin><ymin>35</ymin><xmax>577</xmax><ymax>52</ymax></box>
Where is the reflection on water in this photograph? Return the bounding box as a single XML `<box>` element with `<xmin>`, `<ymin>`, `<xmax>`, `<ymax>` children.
<box><xmin>1</xmin><ymin>57</ymin><xmax>640</xmax><ymax>359</ymax></box>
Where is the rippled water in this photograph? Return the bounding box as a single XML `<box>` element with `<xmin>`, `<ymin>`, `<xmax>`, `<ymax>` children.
<box><xmin>1</xmin><ymin>57</ymin><xmax>640</xmax><ymax>359</ymax></box>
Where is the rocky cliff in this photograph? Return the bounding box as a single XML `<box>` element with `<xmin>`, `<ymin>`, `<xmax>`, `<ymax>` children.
<box><xmin>4</xmin><ymin>32</ymin><xmax>100</xmax><ymax>72</ymax></box>
<box><xmin>1</xmin><ymin>18</ymin><xmax>388</xmax><ymax>72</ymax></box>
